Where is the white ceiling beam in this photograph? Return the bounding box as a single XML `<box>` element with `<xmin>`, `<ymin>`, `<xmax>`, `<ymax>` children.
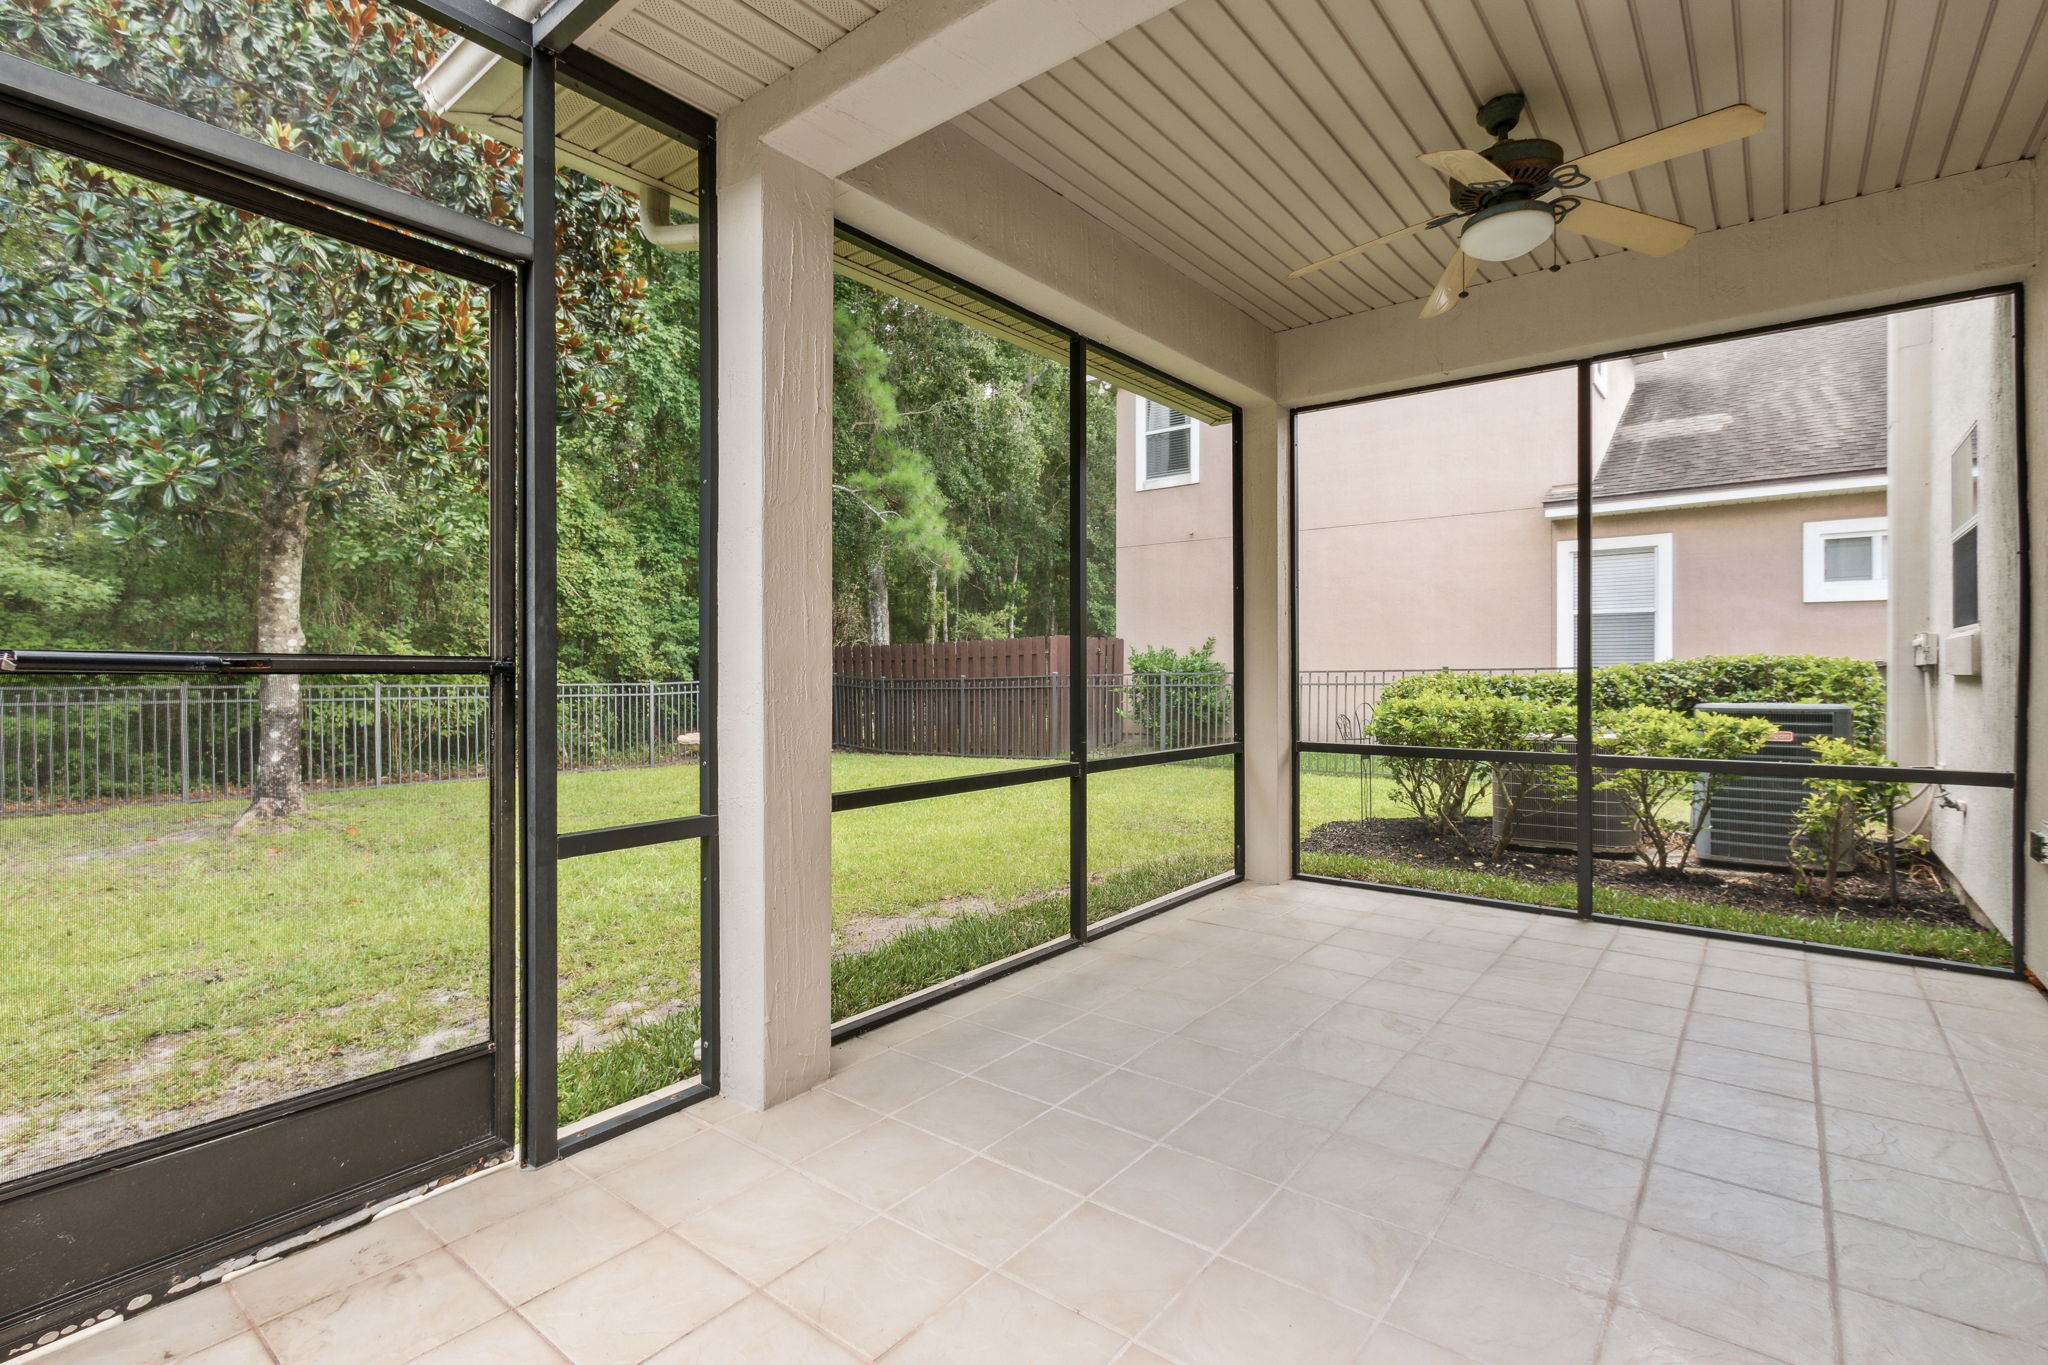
<box><xmin>725</xmin><ymin>0</ymin><xmax>1184</xmax><ymax>179</ymax></box>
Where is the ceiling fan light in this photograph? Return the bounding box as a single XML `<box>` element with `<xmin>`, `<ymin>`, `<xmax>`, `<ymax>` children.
<box><xmin>1459</xmin><ymin>199</ymin><xmax>1555</xmax><ymax>262</ymax></box>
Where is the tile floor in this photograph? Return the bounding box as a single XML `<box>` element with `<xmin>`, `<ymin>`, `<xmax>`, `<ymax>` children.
<box><xmin>37</xmin><ymin>880</ymin><xmax>2048</xmax><ymax>1365</ymax></box>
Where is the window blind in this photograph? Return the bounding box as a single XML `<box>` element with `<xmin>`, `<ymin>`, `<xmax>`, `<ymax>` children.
<box><xmin>1573</xmin><ymin>545</ymin><xmax>1660</xmax><ymax>665</ymax></box>
<box><xmin>1143</xmin><ymin>400</ymin><xmax>1195</xmax><ymax>481</ymax></box>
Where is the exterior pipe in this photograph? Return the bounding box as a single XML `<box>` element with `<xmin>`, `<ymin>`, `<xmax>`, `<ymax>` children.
<box><xmin>638</xmin><ymin>186</ymin><xmax>699</xmax><ymax>251</ymax></box>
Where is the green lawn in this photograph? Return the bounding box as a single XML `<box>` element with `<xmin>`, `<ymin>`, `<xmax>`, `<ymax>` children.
<box><xmin>2</xmin><ymin>753</ymin><xmax>1234</xmax><ymax>1167</ymax></box>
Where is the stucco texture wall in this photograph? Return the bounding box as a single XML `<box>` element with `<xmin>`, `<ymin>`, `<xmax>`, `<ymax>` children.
<box><xmin>1111</xmin><ymin>390</ymin><xmax>1236</xmax><ymax>667</ymax></box>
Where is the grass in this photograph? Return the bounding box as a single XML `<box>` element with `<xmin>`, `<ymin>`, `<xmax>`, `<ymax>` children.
<box><xmin>1297</xmin><ymin>851</ymin><xmax>2013</xmax><ymax>967</ymax></box>
<box><xmin>1</xmin><ymin>752</ymin><xmax>1235</xmax><ymax>1163</ymax></box>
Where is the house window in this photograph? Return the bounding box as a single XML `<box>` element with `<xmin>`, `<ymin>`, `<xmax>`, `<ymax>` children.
<box><xmin>1138</xmin><ymin>398</ymin><xmax>1198</xmax><ymax>489</ymax></box>
<box><xmin>1802</xmin><ymin>517</ymin><xmax>1888</xmax><ymax>603</ymax></box>
<box><xmin>1954</xmin><ymin>524</ymin><xmax>1980</xmax><ymax>627</ymax></box>
<box><xmin>1556</xmin><ymin>533</ymin><xmax>1673</xmax><ymax>667</ymax></box>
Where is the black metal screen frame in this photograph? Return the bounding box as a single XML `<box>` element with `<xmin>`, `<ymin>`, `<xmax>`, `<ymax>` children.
<box><xmin>1288</xmin><ymin>286</ymin><xmax>2033</xmax><ymax>984</ymax></box>
<box><xmin>824</xmin><ymin>230</ymin><xmax>1247</xmax><ymax>1043</ymax></box>
<box><xmin>0</xmin><ymin>15</ymin><xmax>721</xmax><ymax>1347</ymax></box>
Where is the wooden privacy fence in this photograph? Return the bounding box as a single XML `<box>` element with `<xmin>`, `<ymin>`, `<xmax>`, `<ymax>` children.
<box><xmin>833</xmin><ymin>637</ymin><xmax>1125</xmax><ymax>758</ymax></box>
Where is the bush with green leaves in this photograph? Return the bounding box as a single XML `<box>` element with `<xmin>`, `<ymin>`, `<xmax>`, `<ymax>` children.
<box><xmin>1127</xmin><ymin>638</ymin><xmax>1231</xmax><ymax>749</ymax></box>
<box><xmin>1379</xmin><ymin>655</ymin><xmax>1886</xmax><ymax>744</ymax></box>
<box><xmin>1594</xmin><ymin>706</ymin><xmax>1776</xmax><ymax>871</ymax></box>
<box><xmin>1370</xmin><ymin>694</ymin><xmax>1573</xmax><ymax>850</ymax></box>
<box><xmin>1790</xmin><ymin>737</ymin><xmax>1913</xmax><ymax>900</ymax></box>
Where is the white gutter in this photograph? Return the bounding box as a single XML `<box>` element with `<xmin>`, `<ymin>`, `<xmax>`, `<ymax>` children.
<box><xmin>638</xmin><ymin>187</ymin><xmax>699</xmax><ymax>251</ymax></box>
<box><xmin>1542</xmin><ymin>472</ymin><xmax>1888</xmax><ymax>519</ymax></box>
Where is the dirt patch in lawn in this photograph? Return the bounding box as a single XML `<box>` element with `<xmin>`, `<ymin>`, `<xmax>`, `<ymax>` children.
<box><xmin>1301</xmin><ymin>817</ymin><xmax>1980</xmax><ymax>929</ymax></box>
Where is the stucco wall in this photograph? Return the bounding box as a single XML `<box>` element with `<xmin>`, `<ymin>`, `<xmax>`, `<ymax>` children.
<box><xmin>1112</xmin><ymin>390</ymin><xmax>1236</xmax><ymax>667</ymax></box>
<box><xmin>1293</xmin><ymin>370</ymin><xmax>1577</xmax><ymax>674</ymax></box>
<box><xmin>1556</xmin><ymin>493</ymin><xmax>1891</xmax><ymax>666</ymax></box>
<box><xmin>1887</xmin><ymin>297</ymin><xmax>2022</xmax><ymax>937</ymax></box>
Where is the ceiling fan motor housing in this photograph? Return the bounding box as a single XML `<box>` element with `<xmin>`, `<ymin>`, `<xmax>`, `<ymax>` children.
<box><xmin>1450</xmin><ymin>137</ymin><xmax>1565</xmax><ymax>209</ymax></box>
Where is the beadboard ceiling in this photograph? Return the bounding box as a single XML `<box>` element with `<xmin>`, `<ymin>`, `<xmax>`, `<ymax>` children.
<box><xmin>576</xmin><ymin>0</ymin><xmax>897</xmax><ymax>115</ymax></box>
<box><xmin>949</xmin><ymin>0</ymin><xmax>2048</xmax><ymax>330</ymax></box>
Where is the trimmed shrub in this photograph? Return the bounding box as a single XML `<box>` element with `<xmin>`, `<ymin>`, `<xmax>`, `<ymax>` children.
<box><xmin>1378</xmin><ymin>655</ymin><xmax>1886</xmax><ymax>744</ymax></box>
<box><xmin>1593</xmin><ymin>706</ymin><xmax>1776</xmax><ymax>871</ymax></box>
<box><xmin>1790</xmin><ymin>737</ymin><xmax>1912</xmax><ymax>899</ymax></box>
<box><xmin>1371</xmin><ymin>694</ymin><xmax>1573</xmax><ymax>850</ymax></box>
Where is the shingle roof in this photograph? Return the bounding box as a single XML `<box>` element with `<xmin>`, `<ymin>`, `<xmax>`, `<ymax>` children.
<box><xmin>1588</xmin><ymin>316</ymin><xmax>1888</xmax><ymax>498</ymax></box>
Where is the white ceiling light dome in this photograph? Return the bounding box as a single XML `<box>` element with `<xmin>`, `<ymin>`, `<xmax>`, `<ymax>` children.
<box><xmin>1458</xmin><ymin>199</ymin><xmax>1557</xmax><ymax>262</ymax></box>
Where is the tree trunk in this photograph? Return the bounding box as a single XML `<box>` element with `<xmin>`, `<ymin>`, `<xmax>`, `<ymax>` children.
<box><xmin>234</xmin><ymin>419</ymin><xmax>315</xmax><ymax>830</ymax></box>
<box><xmin>865</xmin><ymin>551</ymin><xmax>890</xmax><ymax>646</ymax></box>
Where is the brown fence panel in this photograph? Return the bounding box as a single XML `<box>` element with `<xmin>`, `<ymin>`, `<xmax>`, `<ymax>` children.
<box><xmin>831</xmin><ymin>637</ymin><xmax>1124</xmax><ymax>758</ymax></box>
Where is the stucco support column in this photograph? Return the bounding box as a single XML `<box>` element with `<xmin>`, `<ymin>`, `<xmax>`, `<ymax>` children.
<box><xmin>1240</xmin><ymin>401</ymin><xmax>1292</xmax><ymax>883</ymax></box>
<box><xmin>715</xmin><ymin>138</ymin><xmax>835</xmax><ymax>1108</ymax></box>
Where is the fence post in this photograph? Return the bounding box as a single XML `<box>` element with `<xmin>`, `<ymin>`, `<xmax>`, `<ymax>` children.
<box><xmin>373</xmin><ymin>681</ymin><xmax>385</xmax><ymax>786</ymax></box>
<box><xmin>178</xmin><ymin>681</ymin><xmax>190</xmax><ymax>804</ymax></box>
<box><xmin>648</xmin><ymin>679</ymin><xmax>659</xmax><ymax>767</ymax></box>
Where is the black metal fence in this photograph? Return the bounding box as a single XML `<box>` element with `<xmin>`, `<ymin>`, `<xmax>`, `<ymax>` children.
<box><xmin>1296</xmin><ymin>668</ymin><xmax>1560</xmax><ymax>775</ymax></box>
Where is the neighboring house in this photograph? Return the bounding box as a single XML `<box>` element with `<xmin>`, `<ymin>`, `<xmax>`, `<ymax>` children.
<box><xmin>1885</xmin><ymin>295</ymin><xmax>2020</xmax><ymax>937</ymax></box>
<box><xmin>1248</xmin><ymin>315</ymin><xmax>1895</xmax><ymax>675</ymax></box>
<box><xmin>1112</xmin><ymin>390</ymin><xmax>1237</xmax><ymax>669</ymax></box>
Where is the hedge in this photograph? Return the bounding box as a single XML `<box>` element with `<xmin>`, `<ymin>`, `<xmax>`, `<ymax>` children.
<box><xmin>1377</xmin><ymin>654</ymin><xmax>1886</xmax><ymax>744</ymax></box>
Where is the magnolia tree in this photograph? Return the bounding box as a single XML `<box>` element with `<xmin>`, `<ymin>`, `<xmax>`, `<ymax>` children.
<box><xmin>0</xmin><ymin>0</ymin><xmax>643</xmax><ymax>824</ymax></box>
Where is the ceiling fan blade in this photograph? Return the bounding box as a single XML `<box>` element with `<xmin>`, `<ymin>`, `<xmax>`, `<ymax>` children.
<box><xmin>1418</xmin><ymin>148</ymin><xmax>1507</xmax><ymax>185</ymax></box>
<box><xmin>1419</xmin><ymin>252</ymin><xmax>1473</xmax><ymax>319</ymax></box>
<box><xmin>1289</xmin><ymin>220</ymin><xmax>1440</xmax><ymax>279</ymax></box>
<box><xmin>1566</xmin><ymin>104</ymin><xmax>1767</xmax><ymax>184</ymax></box>
<box><xmin>1558</xmin><ymin>198</ymin><xmax>1697</xmax><ymax>256</ymax></box>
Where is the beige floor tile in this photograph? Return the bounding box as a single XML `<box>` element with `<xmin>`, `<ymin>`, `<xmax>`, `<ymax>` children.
<box><xmin>1531</xmin><ymin>1048</ymin><xmax>1670</xmax><ymax>1110</ymax></box>
<box><xmin>1617</xmin><ymin>1229</ymin><xmax>1833</xmax><ymax>1365</ymax></box>
<box><xmin>1356</xmin><ymin>1325</ymin><xmax>1483</xmax><ymax>1363</ymax></box>
<box><xmin>718</xmin><ymin>1088</ymin><xmax>879</xmax><ymax>1160</ymax></box>
<box><xmin>1341</xmin><ymin>1091</ymin><xmax>1497</xmax><ymax>1167</ymax></box>
<box><xmin>1813</xmin><ymin>1033</ymin><xmax>1965</xmax><ymax>1087</ymax></box>
<box><xmin>48</xmin><ymin>1288</ymin><xmax>253</xmax><ymax>1365</ymax></box>
<box><xmin>1163</xmin><ymin>1099</ymin><xmax>1328</xmax><ymax>1182</ymax></box>
<box><xmin>1689</xmin><ymin>986</ymin><xmax>1810</xmax><ymax>1031</ymax></box>
<box><xmin>976</xmin><ymin>1044</ymin><xmax>1113</xmax><ymax>1105</ymax></box>
<box><xmin>561</xmin><ymin>1112</ymin><xmax>702</xmax><ymax>1179</ymax></box>
<box><xmin>820</xmin><ymin>1050</ymin><xmax>959</xmax><ymax>1115</ymax></box>
<box><xmin>1684</xmin><ymin>1014</ymin><xmax>1812</xmax><ymax>1063</ymax></box>
<box><xmin>521</xmin><ymin>1233</ymin><xmax>747</xmax><ymax>1365</ymax></box>
<box><xmin>676</xmin><ymin>1170</ymin><xmax>868</xmax><ymax>1284</ymax></box>
<box><xmin>881</xmin><ymin>1273</ymin><xmax>1126</xmax><ymax>1365</ymax></box>
<box><xmin>1377</xmin><ymin>1053</ymin><xmax>1526</xmax><ymax>1119</ymax></box>
<box><xmin>1822</xmin><ymin>1107</ymin><xmax>2006</xmax><ymax>1187</ymax></box>
<box><xmin>1565</xmin><ymin>991</ymin><xmax>1689</xmax><ymax>1038</ymax></box>
<box><xmin>1830</xmin><ymin>1213</ymin><xmax>2048</xmax><ymax>1341</ymax></box>
<box><xmin>1142</xmin><ymin>1259</ymin><xmax>1373</xmax><ymax>1365</ymax></box>
<box><xmin>1472</xmin><ymin>1125</ymin><xmax>1645</xmax><ymax>1218</ymax></box>
<box><xmin>1674</xmin><ymin>1041</ymin><xmax>1816</xmax><ymax>1101</ymax></box>
<box><xmin>1636</xmin><ymin>1165</ymin><xmax>1829</xmax><ymax>1276</ymax></box>
<box><xmin>1662</xmin><ymin>1075</ymin><xmax>1819</xmax><ymax>1148</ymax></box>
<box><xmin>1810</xmin><ymin>1006</ymin><xmax>1946</xmax><ymax>1053</ymax></box>
<box><xmin>1123</xmin><ymin>1034</ymin><xmax>1259</xmax><ymax>1092</ymax></box>
<box><xmin>1581</xmin><ymin>972</ymin><xmax>1694</xmax><ymax>1010</ymax></box>
<box><xmin>592</xmin><ymin>1128</ymin><xmax>780</xmax><ymax>1226</ymax></box>
<box><xmin>1038</xmin><ymin>1013</ymin><xmax>1169</xmax><ymax>1066</ymax></box>
<box><xmin>182</xmin><ymin>1334</ymin><xmax>289</xmax><ymax>1365</ymax></box>
<box><xmin>1221</xmin><ymin>1189</ymin><xmax>1421</xmax><ymax>1313</ymax></box>
<box><xmin>1299</xmin><ymin>1000</ymin><xmax>1432</xmax><ymax>1051</ymax></box>
<box><xmin>1220</xmin><ymin>1059</ymin><xmax>1372</xmax><ymax>1129</ymax></box>
<box><xmin>1061</xmin><ymin>1070</ymin><xmax>1211</xmax><ymax>1139</ymax></box>
<box><xmin>892</xmin><ymin>1157</ymin><xmax>1080</xmax><ymax>1263</ymax></box>
<box><xmin>1551</xmin><ymin>1018</ymin><xmax>1680</xmax><ymax>1071</ymax></box>
<box><xmin>411</xmin><ymin>1163</ymin><xmax>590</xmax><ymax>1243</ymax></box>
<box><xmin>1094</xmin><ymin>1146</ymin><xmax>1275</xmax><ymax>1248</ymax></box>
<box><xmin>797</xmin><ymin>1117</ymin><xmax>973</xmax><ymax>1209</ymax></box>
<box><xmin>232</xmin><ymin>1211</ymin><xmax>441</xmax><ymax>1324</ymax></box>
<box><xmin>645</xmin><ymin>1295</ymin><xmax>859</xmax><ymax>1364</ymax></box>
<box><xmin>1384</xmin><ymin>1244</ymin><xmax>1608</xmax><ymax>1365</ymax></box>
<box><xmin>1828</xmin><ymin>1155</ymin><xmax>2040</xmax><ymax>1260</ymax></box>
<box><xmin>1003</xmin><ymin>1203</ymin><xmax>1209</xmax><ymax>1336</ymax></box>
<box><xmin>768</xmin><ymin>1218</ymin><xmax>980</xmax><ymax>1357</ymax></box>
<box><xmin>1266</xmin><ymin>1028</ymin><xmax>1405</xmax><ymax>1087</ymax></box>
<box><xmin>450</xmin><ymin>1186</ymin><xmax>662</xmax><ymax>1304</ymax></box>
<box><xmin>1837</xmin><ymin>1288</ymin><xmax>2048</xmax><ymax>1364</ymax></box>
<box><xmin>1344</xmin><ymin>979</ymin><xmax>1462</xmax><ymax>1022</ymax></box>
<box><xmin>1433</xmin><ymin>1174</ymin><xmax>1629</xmax><ymax>1295</ymax></box>
<box><xmin>1175</xmin><ymin>1001</ymin><xmax>1306</xmax><ymax>1056</ymax></box>
<box><xmin>1654</xmin><ymin>1115</ymin><xmax>1823</xmax><ymax>1205</ymax></box>
<box><xmin>1595</xmin><ymin>1307</ymin><xmax>1788</xmax><ymax>1364</ymax></box>
<box><xmin>259</xmin><ymin>1249</ymin><xmax>505</xmax><ymax>1365</ymax></box>
<box><xmin>1094</xmin><ymin>987</ymin><xmax>1221</xmax><ymax>1034</ymax></box>
<box><xmin>895</xmin><ymin>1076</ymin><xmax>1050</xmax><ymax>1149</ymax></box>
<box><xmin>1289</xmin><ymin>1133</ymin><xmax>1468</xmax><ymax>1233</ymax></box>
<box><xmin>986</xmin><ymin>1107</ymin><xmax>1152</xmax><ymax>1194</ymax></box>
<box><xmin>1503</xmin><ymin>1083</ymin><xmax>1658</xmax><ymax>1158</ymax></box>
<box><xmin>896</xmin><ymin>1018</ymin><xmax>1032</xmax><ymax>1071</ymax></box>
<box><xmin>408</xmin><ymin>1315</ymin><xmax>573</xmax><ymax>1365</ymax></box>
<box><xmin>958</xmin><ymin>991</ymin><xmax>1084</xmax><ymax>1039</ymax></box>
<box><xmin>1415</xmin><ymin>1021</ymin><xmax>1545</xmax><ymax>1077</ymax></box>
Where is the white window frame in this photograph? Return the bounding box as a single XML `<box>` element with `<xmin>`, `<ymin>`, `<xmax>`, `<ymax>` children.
<box><xmin>1802</xmin><ymin>516</ymin><xmax>1888</xmax><ymax>603</ymax></box>
<box><xmin>1136</xmin><ymin>398</ymin><xmax>1200</xmax><ymax>490</ymax></box>
<box><xmin>1555</xmin><ymin>532</ymin><xmax>1674</xmax><ymax>669</ymax></box>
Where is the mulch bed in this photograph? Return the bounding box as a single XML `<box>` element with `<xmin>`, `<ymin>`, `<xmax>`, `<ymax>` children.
<box><xmin>1300</xmin><ymin>817</ymin><xmax>1981</xmax><ymax>930</ymax></box>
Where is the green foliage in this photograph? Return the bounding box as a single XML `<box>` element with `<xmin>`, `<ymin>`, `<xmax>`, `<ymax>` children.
<box><xmin>1593</xmin><ymin>706</ymin><xmax>1776</xmax><ymax>871</ymax></box>
<box><xmin>1127</xmin><ymin>637</ymin><xmax>1231</xmax><ymax>748</ymax></box>
<box><xmin>1369</xmin><ymin>694</ymin><xmax>1574</xmax><ymax>849</ymax></box>
<box><xmin>1379</xmin><ymin>655</ymin><xmax>1887</xmax><ymax>744</ymax></box>
<box><xmin>1790</xmin><ymin>737</ymin><xmax>1912</xmax><ymax>899</ymax></box>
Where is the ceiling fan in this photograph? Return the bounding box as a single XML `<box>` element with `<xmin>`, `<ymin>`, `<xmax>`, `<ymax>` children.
<box><xmin>1292</xmin><ymin>93</ymin><xmax>1767</xmax><ymax>318</ymax></box>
